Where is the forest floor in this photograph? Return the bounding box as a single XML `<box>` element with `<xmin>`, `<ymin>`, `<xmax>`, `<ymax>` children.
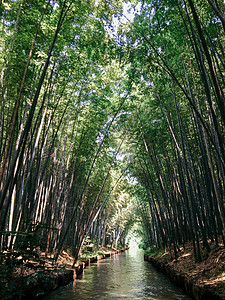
<box><xmin>145</xmin><ymin>240</ymin><xmax>225</xmax><ymax>299</ymax></box>
<box><xmin>0</xmin><ymin>245</ymin><xmax>124</xmax><ymax>299</ymax></box>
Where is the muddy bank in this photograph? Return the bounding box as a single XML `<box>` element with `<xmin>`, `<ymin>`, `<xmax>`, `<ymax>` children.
<box><xmin>2</xmin><ymin>248</ymin><xmax>128</xmax><ymax>300</ymax></box>
<box><xmin>144</xmin><ymin>244</ymin><xmax>225</xmax><ymax>300</ymax></box>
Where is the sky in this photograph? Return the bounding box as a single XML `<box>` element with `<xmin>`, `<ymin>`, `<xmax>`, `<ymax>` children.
<box><xmin>106</xmin><ymin>2</ymin><xmax>141</xmax><ymax>37</ymax></box>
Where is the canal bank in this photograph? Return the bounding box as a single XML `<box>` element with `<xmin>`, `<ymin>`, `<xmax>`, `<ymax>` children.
<box><xmin>73</xmin><ymin>247</ymin><xmax>128</xmax><ymax>277</ymax></box>
<box><xmin>37</xmin><ymin>248</ymin><xmax>129</xmax><ymax>299</ymax></box>
<box><xmin>144</xmin><ymin>242</ymin><xmax>225</xmax><ymax>300</ymax></box>
<box><xmin>1</xmin><ymin>248</ymin><xmax>128</xmax><ymax>300</ymax></box>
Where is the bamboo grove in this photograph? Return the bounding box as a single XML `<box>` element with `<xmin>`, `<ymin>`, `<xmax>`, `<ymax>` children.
<box><xmin>0</xmin><ymin>0</ymin><xmax>135</xmax><ymax>263</ymax></box>
<box><xmin>125</xmin><ymin>0</ymin><xmax>225</xmax><ymax>261</ymax></box>
<box><xmin>0</xmin><ymin>0</ymin><xmax>225</xmax><ymax>264</ymax></box>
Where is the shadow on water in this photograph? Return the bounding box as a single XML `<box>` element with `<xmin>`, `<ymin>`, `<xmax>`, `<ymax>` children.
<box><xmin>43</xmin><ymin>246</ymin><xmax>192</xmax><ymax>299</ymax></box>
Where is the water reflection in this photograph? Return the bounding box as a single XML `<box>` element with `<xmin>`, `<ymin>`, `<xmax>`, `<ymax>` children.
<box><xmin>43</xmin><ymin>248</ymin><xmax>192</xmax><ymax>299</ymax></box>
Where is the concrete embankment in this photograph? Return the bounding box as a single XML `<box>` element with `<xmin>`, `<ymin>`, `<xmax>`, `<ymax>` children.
<box><xmin>144</xmin><ymin>254</ymin><xmax>224</xmax><ymax>300</ymax></box>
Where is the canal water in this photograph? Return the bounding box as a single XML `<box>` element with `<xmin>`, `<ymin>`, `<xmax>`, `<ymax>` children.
<box><xmin>43</xmin><ymin>247</ymin><xmax>192</xmax><ymax>299</ymax></box>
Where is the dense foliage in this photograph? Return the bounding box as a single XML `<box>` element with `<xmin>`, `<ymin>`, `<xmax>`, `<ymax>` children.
<box><xmin>0</xmin><ymin>0</ymin><xmax>225</xmax><ymax>268</ymax></box>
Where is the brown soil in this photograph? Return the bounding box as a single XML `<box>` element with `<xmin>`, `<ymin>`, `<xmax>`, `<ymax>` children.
<box><xmin>146</xmin><ymin>241</ymin><xmax>225</xmax><ymax>300</ymax></box>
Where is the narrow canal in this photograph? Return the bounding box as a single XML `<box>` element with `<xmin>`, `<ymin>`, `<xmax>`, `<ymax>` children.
<box><xmin>43</xmin><ymin>247</ymin><xmax>192</xmax><ymax>299</ymax></box>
